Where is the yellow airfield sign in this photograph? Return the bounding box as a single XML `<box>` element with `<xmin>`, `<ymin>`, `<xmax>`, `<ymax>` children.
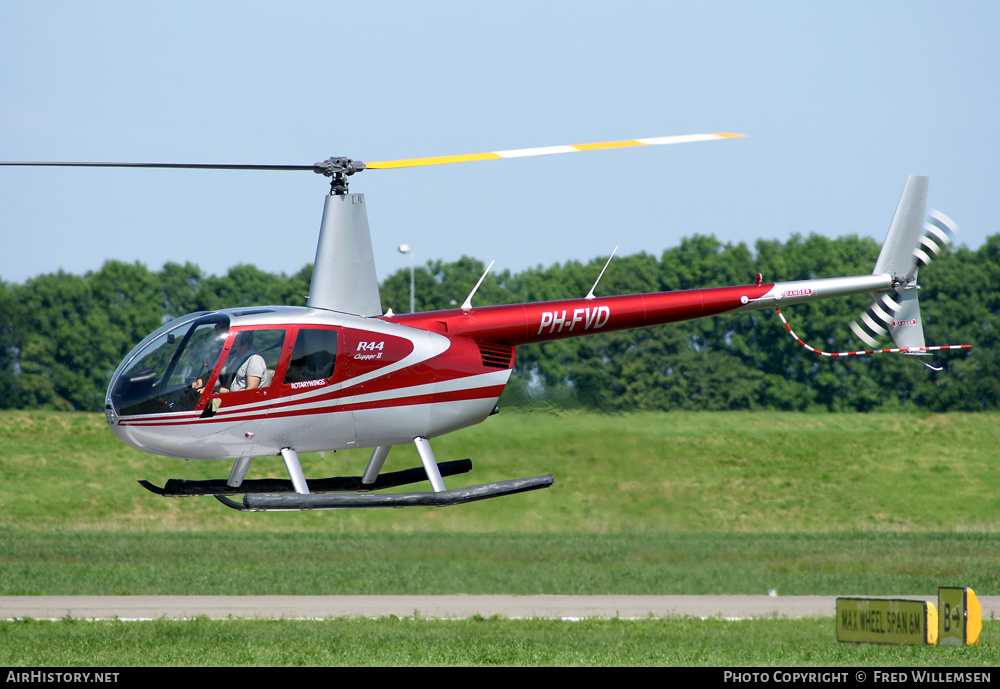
<box><xmin>836</xmin><ymin>597</ymin><xmax>937</xmax><ymax>645</ymax></box>
<box><xmin>938</xmin><ymin>587</ymin><xmax>982</xmax><ymax>646</ymax></box>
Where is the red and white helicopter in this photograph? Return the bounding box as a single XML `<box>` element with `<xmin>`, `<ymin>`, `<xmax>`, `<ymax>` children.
<box><xmin>2</xmin><ymin>135</ymin><xmax>969</xmax><ymax>510</ymax></box>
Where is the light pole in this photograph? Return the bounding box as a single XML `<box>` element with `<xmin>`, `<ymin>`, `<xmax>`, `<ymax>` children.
<box><xmin>398</xmin><ymin>244</ymin><xmax>415</xmax><ymax>313</ymax></box>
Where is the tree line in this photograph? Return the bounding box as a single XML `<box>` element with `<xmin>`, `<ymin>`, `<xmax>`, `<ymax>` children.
<box><xmin>2</xmin><ymin>233</ymin><xmax>997</xmax><ymax>413</ymax></box>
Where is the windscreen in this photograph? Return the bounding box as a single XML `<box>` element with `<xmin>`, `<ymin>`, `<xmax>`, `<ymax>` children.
<box><xmin>110</xmin><ymin>315</ymin><xmax>230</xmax><ymax>416</ymax></box>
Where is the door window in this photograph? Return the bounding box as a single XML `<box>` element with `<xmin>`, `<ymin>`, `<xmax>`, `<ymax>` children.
<box><xmin>217</xmin><ymin>329</ymin><xmax>286</xmax><ymax>393</ymax></box>
<box><xmin>284</xmin><ymin>328</ymin><xmax>339</xmax><ymax>386</ymax></box>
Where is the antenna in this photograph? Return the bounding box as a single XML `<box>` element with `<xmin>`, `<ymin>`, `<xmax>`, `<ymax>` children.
<box><xmin>586</xmin><ymin>247</ymin><xmax>618</xmax><ymax>300</ymax></box>
<box><xmin>461</xmin><ymin>261</ymin><xmax>495</xmax><ymax>311</ymax></box>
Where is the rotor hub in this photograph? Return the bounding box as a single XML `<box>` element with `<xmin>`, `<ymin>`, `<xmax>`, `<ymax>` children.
<box><xmin>312</xmin><ymin>157</ymin><xmax>366</xmax><ymax>195</ymax></box>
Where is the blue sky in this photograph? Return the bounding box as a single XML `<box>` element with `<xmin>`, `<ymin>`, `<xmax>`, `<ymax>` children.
<box><xmin>2</xmin><ymin>1</ymin><xmax>998</xmax><ymax>288</ymax></box>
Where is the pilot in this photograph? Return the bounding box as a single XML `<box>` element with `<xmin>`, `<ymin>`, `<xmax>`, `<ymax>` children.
<box><xmin>193</xmin><ymin>331</ymin><xmax>266</xmax><ymax>394</ymax></box>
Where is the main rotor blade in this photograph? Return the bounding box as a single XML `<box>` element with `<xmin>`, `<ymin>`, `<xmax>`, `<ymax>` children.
<box><xmin>365</xmin><ymin>132</ymin><xmax>745</xmax><ymax>169</ymax></box>
<box><xmin>0</xmin><ymin>132</ymin><xmax>745</xmax><ymax>175</ymax></box>
<box><xmin>0</xmin><ymin>161</ymin><xmax>316</xmax><ymax>171</ymax></box>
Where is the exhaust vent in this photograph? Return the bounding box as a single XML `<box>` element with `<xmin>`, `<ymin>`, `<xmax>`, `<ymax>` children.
<box><xmin>478</xmin><ymin>342</ymin><xmax>513</xmax><ymax>369</ymax></box>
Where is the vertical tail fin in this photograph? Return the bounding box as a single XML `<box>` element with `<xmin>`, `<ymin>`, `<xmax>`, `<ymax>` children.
<box><xmin>778</xmin><ymin>177</ymin><xmax>969</xmax><ymax>365</ymax></box>
<box><xmin>849</xmin><ymin>176</ymin><xmax>957</xmax><ymax>353</ymax></box>
<box><xmin>872</xmin><ymin>175</ymin><xmax>928</xmax><ymax>281</ymax></box>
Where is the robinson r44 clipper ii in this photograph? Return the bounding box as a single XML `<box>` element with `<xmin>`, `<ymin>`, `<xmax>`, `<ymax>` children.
<box><xmin>1</xmin><ymin>134</ymin><xmax>970</xmax><ymax>510</ymax></box>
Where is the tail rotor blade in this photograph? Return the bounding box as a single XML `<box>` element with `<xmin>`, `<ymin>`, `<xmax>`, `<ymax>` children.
<box><xmin>850</xmin><ymin>298</ymin><xmax>896</xmax><ymax>347</ymax></box>
<box><xmin>849</xmin><ymin>208</ymin><xmax>958</xmax><ymax>348</ymax></box>
<box><xmin>914</xmin><ymin>210</ymin><xmax>959</xmax><ymax>267</ymax></box>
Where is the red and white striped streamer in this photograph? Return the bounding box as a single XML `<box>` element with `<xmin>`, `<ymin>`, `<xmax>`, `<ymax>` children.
<box><xmin>776</xmin><ymin>308</ymin><xmax>971</xmax><ymax>358</ymax></box>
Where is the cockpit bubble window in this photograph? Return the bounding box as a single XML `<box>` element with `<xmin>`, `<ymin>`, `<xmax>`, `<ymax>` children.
<box><xmin>111</xmin><ymin>315</ymin><xmax>229</xmax><ymax>416</ymax></box>
<box><xmin>284</xmin><ymin>328</ymin><xmax>338</xmax><ymax>385</ymax></box>
<box><xmin>167</xmin><ymin>322</ymin><xmax>230</xmax><ymax>389</ymax></box>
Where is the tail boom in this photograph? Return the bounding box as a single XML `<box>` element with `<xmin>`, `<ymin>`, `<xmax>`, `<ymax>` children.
<box><xmin>385</xmin><ymin>176</ymin><xmax>964</xmax><ymax>369</ymax></box>
<box><xmin>389</xmin><ymin>273</ymin><xmax>895</xmax><ymax>346</ymax></box>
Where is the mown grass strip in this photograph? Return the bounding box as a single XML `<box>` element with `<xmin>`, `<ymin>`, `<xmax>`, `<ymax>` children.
<box><xmin>2</xmin><ymin>530</ymin><xmax>997</xmax><ymax>596</ymax></box>
<box><xmin>1</xmin><ymin>616</ymin><xmax>996</xmax><ymax>667</ymax></box>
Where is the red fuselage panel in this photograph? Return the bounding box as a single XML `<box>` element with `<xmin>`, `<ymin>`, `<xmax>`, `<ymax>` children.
<box><xmin>389</xmin><ymin>283</ymin><xmax>775</xmax><ymax>345</ymax></box>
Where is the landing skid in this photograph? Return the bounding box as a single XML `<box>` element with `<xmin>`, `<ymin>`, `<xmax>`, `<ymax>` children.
<box><xmin>139</xmin><ymin>459</ymin><xmax>554</xmax><ymax>510</ymax></box>
<box><xmin>220</xmin><ymin>474</ymin><xmax>554</xmax><ymax>511</ymax></box>
<box><xmin>139</xmin><ymin>459</ymin><xmax>474</xmax><ymax>497</ymax></box>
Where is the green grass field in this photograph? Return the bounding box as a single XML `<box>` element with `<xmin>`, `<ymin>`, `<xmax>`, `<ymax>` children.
<box><xmin>1</xmin><ymin>409</ymin><xmax>997</xmax><ymax>666</ymax></box>
<box><xmin>2</xmin><ymin>530</ymin><xmax>998</xmax><ymax>596</ymax></box>
<box><xmin>2</xmin><ymin>617</ymin><xmax>996</xmax><ymax>667</ymax></box>
<box><xmin>3</xmin><ymin>409</ymin><xmax>998</xmax><ymax>533</ymax></box>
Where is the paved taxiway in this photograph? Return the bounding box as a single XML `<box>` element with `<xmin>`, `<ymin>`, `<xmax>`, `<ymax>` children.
<box><xmin>3</xmin><ymin>595</ymin><xmax>998</xmax><ymax>620</ymax></box>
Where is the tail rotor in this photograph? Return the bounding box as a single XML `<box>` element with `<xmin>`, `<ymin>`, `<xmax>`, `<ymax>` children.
<box><xmin>845</xmin><ymin>174</ymin><xmax>961</xmax><ymax>354</ymax></box>
<box><xmin>849</xmin><ymin>292</ymin><xmax>900</xmax><ymax>348</ymax></box>
<box><xmin>915</xmin><ymin>210</ymin><xmax>959</xmax><ymax>268</ymax></box>
<box><xmin>847</xmin><ymin>211</ymin><xmax>958</xmax><ymax>349</ymax></box>
<box><xmin>778</xmin><ymin>200</ymin><xmax>970</xmax><ymax>365</ymax></box>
